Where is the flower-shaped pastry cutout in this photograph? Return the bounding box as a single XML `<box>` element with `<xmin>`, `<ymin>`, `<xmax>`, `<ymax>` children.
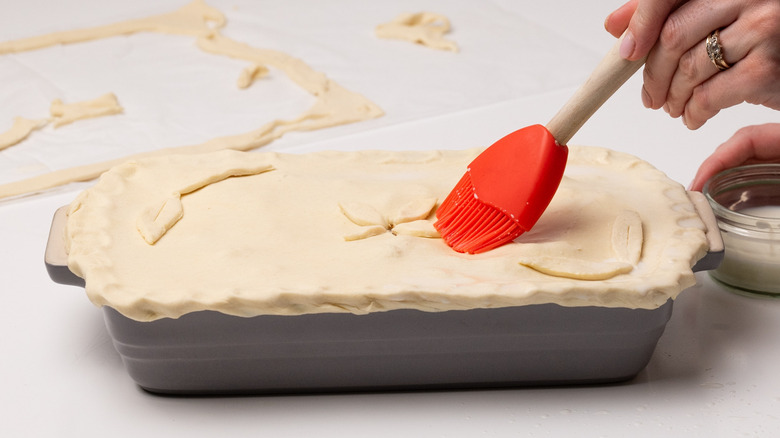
<box><xmin>340</xmin><ymin>198</ymin><xmax>440</xmax><ymax>241</ymax></box>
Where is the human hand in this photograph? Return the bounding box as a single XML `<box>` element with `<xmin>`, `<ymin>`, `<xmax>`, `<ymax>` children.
<box><xmin>604</xmin><ymin>0</ymin><xmax>780</xmax><ymax>129</ymax></box>
<box><xmin>689</xmin><ymin>123</ymin><xmax>780</xmax><ymax>191</ymax></box>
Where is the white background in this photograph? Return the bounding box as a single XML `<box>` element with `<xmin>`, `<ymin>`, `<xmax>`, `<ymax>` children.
<box><xmin>1</xmin><ymin>1</ymin><xmax>778</xmax><ymax>436</ymax></box>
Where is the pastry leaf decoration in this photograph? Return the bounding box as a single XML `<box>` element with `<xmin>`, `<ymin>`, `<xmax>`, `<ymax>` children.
<box><xmin>340</xmin><ymin>198</ymin><xmax>439</xmax><ymax>241</ymax></box>
<box><xmin>518</xmin><ymin>210</ymin><xmax>644</xmax><ymax>280</ymax></box>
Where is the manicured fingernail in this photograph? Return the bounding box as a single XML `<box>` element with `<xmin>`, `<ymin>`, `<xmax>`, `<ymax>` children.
<box><xmin>641</xmin><ymin>87</ymin><xmax>652</xmax><ymax>108</ymax></box>
<box><xmin>619</xmin><ymin>31</ymin><xmax>635</xmax><ymax>59</ymax></box>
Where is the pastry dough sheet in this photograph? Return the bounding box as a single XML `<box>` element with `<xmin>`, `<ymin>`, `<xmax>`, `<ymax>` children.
<box><xmin>66</xmin><ymin>146</ymin><xmax>708</xmax><ymax>321</ymax></box>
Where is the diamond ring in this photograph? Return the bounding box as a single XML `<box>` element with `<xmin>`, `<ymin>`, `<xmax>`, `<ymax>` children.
<box><xmin>706</xmin><ymin>29</ymin><xmax>730</xmax><ymax>71</ymax></box>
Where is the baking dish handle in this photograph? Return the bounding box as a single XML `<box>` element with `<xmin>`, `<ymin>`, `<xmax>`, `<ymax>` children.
<box><xmin>45</xmin><ymin>206</ymin><xmax>85</xmax><ymax>287</ymax></box>
<box><xmin>688</xmin><ymin>190</ymin><xmax>724</xmax><ymax>272</ymax></box>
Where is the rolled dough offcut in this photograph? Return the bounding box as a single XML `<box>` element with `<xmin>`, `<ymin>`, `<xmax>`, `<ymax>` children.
<box><xmin>237</xmin><ymin>64</ymin><xmax>269</xmax><ymax>89</ymax></box>
<box><xmin>375</xmin><ymin>12</ymin><xmax>458</xmax><ymax>52</ymax></box>
<box><xmin>50</xmin><ymin>93</ymin><xmax>123</xmax><ymax>128</ymax></box>
<box><xmin>0</xmin><ymin>117</ymin><xmax>48</xmax><ymax>151</ymax></box>
<box><xmin>1</xmin><ymin>93</ymin><xmax>123</xmax><ymax>154</ymax></box>
<box><xmin>0</xmin><ymin>1</ymin><xmax>383</xmax><ymax>200</ymax></box>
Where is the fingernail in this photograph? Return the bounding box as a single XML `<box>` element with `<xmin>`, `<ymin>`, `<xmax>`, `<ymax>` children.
<box><xmin>662</xmin><ymin>103</ymin><xmax>670</xmax><ymax>114</ymax></box>
<box><xmin>619</xmin><ymin>31</ymin><xmax>635</xmax><ymax>59</ymax></box>
<box><xmin>641</xmin><ymin>87</ymin><xmax>652</xmax><ymax>108</ymax></box>
<box><xmin>681</xmin><ymin>113</ymin><xmax>688</xmax><ymax>127</ymax></box>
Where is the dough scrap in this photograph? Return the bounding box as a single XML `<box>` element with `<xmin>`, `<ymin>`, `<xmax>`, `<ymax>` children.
<box><xmin>237</xmin><ymin>63</ymin><xmax>269</xmax><ymax>89</ymax></box>
<box><xmin>375</xmin><ymin>12</ymin><xmax>458</xmax><ymax>52</ymax></box>
<box><xmin>0</xmin><ymin>1</ymin><xmax>226</xmax><ymax>54</ymax></box>
<box><xmin>0</xmin><ymin>117</ymin><xmax>48</xmax><ymax>151</ymax></box>
<box><xmin>1</xmin><ymin>94</ymin><xmax>121</xmax><ymax>152</ymax></box>
<box><xmin>50</xmin><ymin>93</ymin><xmax>123</xmax><ymax>128</ymax></box>
<box><xmin>0</xmin><ymin>0</ymin><xmax>383</xmax><ymax>200</ymax></box>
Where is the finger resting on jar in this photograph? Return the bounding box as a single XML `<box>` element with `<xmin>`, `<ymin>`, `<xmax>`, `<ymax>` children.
<box><xmin>690</xmin><ymin>123</ymin><xmax>780</xmax><ymax>190</ymax></box>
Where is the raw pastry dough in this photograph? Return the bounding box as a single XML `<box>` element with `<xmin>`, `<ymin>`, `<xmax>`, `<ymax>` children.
<box><xmin>518</xmin><ymin>257</ymin><xmax>634</xmax><ymax>281</ymax></box>
<box><xmin>237</xmin><ymin>64</ymin><xmax>269</xmax><ymax>89</ymax></box>
<box><xmin>0</xmin><ymin>117</ymin><xmax>47</xmax><ymax>151</ymax></box>
<box><xmin>339</xmin><ymin>201</ymin><xmax>388</xmax><ymax>228</ymax></box>
<box><xmin>389</xmin><ymin>197</ymin><xmax>438</xmax><ymax>226</ymax></box>
<box><xmin>519</xmin><ymin>209</ymin><xmax>645</xmax><ymax>280</ymax></box>
<box><xmin>50</xmin><ymin>93</ymin><xmax>123</xmax><ymax>128</ymax></box>
<box><xmin>136</xmin><ymin>161</ymin><xmax>274</xmax><ymax>244</ymax></box>
<box><xmin>1</xmin><ymin>94</ymin><xmax>122</xmax><ymax>151</ymax></box>
<box><xmin>65</xmin><ymin>146</ymin><xmax>709</xmax><ymax>321</ymax></box>
<box><xmin>392</xmin><ymin>220</ymin><xmax>440</xmax><ymax>238</ymax></box>
<box><xmin>0</xmin><ymin>1</ymin><xmax>383</xmax><ymax>200</ymax></box>
<box><xmin>375</xmin><ymin>12</ymin><xmax>458</xmax><ymax>52</ymax></box>
<box><xmin>340</xmin><ymin>197</ymin><xmax>438</xmax><ymax>240</ymax></box>
<box><xmin>611</xmin><ymin>210</ymin><xmax>643</xmax><ymax>264</ymax></box>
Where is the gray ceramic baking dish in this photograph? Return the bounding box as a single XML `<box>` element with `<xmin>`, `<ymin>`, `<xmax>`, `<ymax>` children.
<box><xmin>45</xmin><ymin>192</ymin><xmax>723</xmax><ymax>395</ymax></box>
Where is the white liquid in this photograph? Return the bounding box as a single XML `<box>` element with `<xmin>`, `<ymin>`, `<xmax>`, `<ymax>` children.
<box><xmin>714</xmin><ymin>204</ymin><xmax>780</xmax><ymax>295</ymax></box>
<box><xmin>739</xmin><ymin>205</ymin><xmax>780</xmax><ymax>219</ymax></box>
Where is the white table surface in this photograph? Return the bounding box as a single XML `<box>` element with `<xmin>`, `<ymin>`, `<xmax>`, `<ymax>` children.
<box><xmin>2</xmin><ymin>1</ymin><xmax>779</xmax><ymax>436</ymax></box>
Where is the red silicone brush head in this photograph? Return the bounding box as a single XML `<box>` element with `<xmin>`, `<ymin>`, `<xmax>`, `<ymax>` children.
<box><xmin>434</xmin><ymin>172</ymin><xmax>526</xmax><ymax>253</ymax></box>
<box><xmin>435</xmin><ymin>125</ymin><xmax>567</xmax><ymax>254</ymax></box>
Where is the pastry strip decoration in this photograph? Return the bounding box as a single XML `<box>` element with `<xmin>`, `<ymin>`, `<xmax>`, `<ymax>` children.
<box><xmin>519</xmin><ymin>210</ymin><xmax>644</xmax><ymax>280</ymax></box>
<box><xmin>137</xmin><ymin>163</ymin><xmax>274</xmax><ymax>244</ymax></box>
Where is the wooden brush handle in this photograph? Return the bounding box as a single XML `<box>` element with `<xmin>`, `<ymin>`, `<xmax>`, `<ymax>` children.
<box><xmin>546</xmin><ymin>35</ymin><xmax>647</xmax><ymax>145</ymax></box>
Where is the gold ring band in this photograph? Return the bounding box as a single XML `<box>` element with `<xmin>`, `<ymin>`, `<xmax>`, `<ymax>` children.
<box><xmin>706</xmin><ymin>29</ymin><xmax>730</xmax><ymax>71</ymax></box>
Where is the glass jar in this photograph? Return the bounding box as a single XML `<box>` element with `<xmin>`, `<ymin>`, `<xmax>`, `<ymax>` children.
<box><xmin>703</xmin><ymin>164</ymin><xmax>780</xmax><ymax>297</ymax></box>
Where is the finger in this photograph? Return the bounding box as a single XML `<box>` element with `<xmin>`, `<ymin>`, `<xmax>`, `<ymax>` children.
<box><xmin>620</xmin><ymin>0</ymin><xmax>681</xmax><ymax>61</ymax></box>
<box><xmin>642</xmin><ymin>0</ymin><xmax>739</xmax><ymax>110</ymax></box>
<box><xmin>605</xmin><ymin>0</ymin><xmax>639</xmax><ymax>38</ymax></box>
<box><xmin>690</xmin><ymin>123</ymin><xmax>780</xmax><ymax>191</ymax></box>
<box><xmin>683</xmin><ymin>53</ymin><xmax>777</xmax><ymax>129</ymax></box>
<box><xmin>666</xmin><ymin>22</ymin><xmax>750</xmax><ymax>118</ymax></box>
